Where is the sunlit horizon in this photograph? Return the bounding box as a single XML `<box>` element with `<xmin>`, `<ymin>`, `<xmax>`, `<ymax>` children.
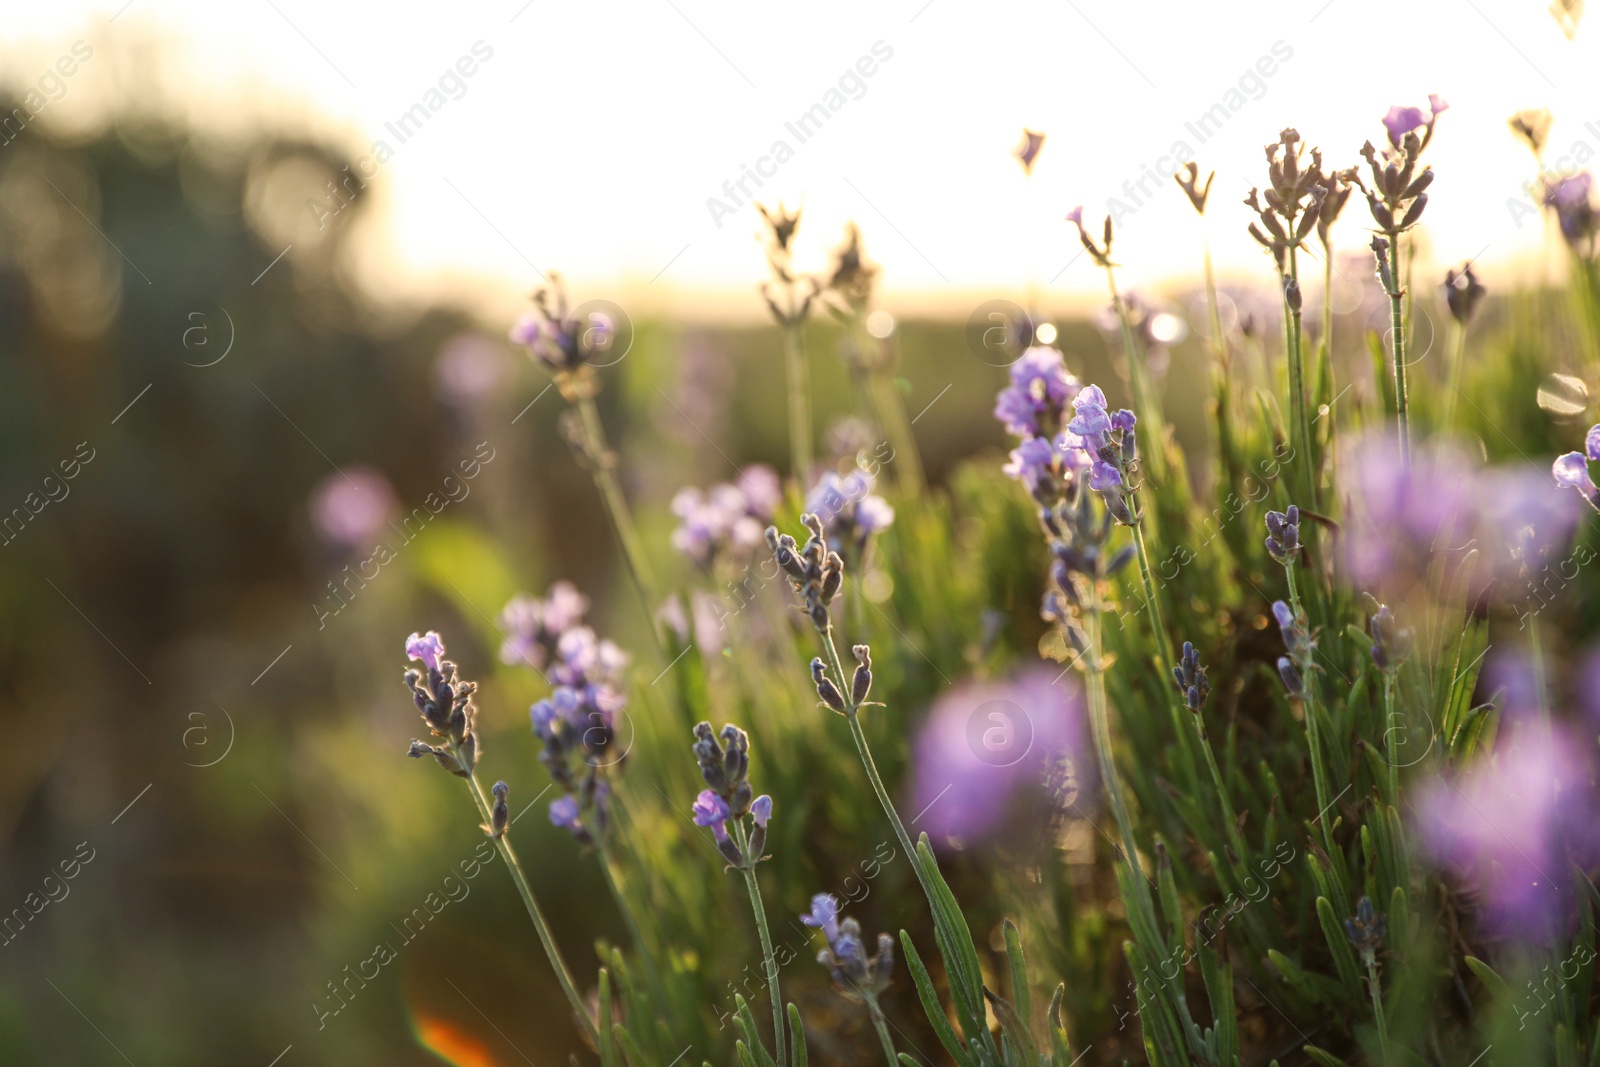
<box><xmin>4</xmin><ymin>0</ymin><xmax>1596</xmax><ymax>323</ymax></box>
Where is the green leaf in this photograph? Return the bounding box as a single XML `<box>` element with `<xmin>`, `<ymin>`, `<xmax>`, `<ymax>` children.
<box><xmin>598</xmin><ymin>968</ymin><xmax>621</xmax><ymax>1067</ymax></box>
<box><xmin>1002</xmin><ymin>918</ymin><xmax>1032</xmax><ymax>1030</ymax></box>
<box><xmin>1316</xmin><ymin>896</ymin><xmax>1364</xmax><ymax>997</ymax></box>
<box><xmin>915</xmin><ymin>836</ymin><xmax>990</xmax><ymax>1048</ymax></box>
<box><xmin>612</xmin><ymin>1024</ymin><xmax>649</xmax><ymax>1067</ymax></box>
<box><xmin>787</xmin><ymin>1004</ymin><xmax>808</xmax><ymax>1067</ymax></box>
<box><xmin>899</xmin><ymin>930</ymin><xmax>973</xmax><ymax>1067</ymax></box>
<box><xmin>1464</xmin><ymin>955</ymin><xmax>1516</xmax><ymax>1002</ymax></box>
<box><xmin>983</xmin><ymin>985</ymin><xmax>1038</xmax><ymax>1066</ymax></box>
<box><xmin>1047</xmin><ymin>983</ymin><xmax>1074</xmax><ymax>1066</ymax></box>
<box><xmin>1304</xmin><ymin>1044</ymin><xmax>1355</xmax><ymax>1067</ymax></box>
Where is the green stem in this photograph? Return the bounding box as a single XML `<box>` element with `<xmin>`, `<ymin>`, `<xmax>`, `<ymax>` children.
<box><xmin>1127</xmin><ymin>504</ymin><xmax>1175</xmax><ymax>683</ymax></box>
<box><xmin>1105</xmin><ymin>266</ymin><xmax>1166</xmax><ymax>485</ymax></box>
<box><xmin>1386</xmin><ymin>238</ymin><xmax>1410</xmax><ymax>463</ymax></box>
<box><xmin>597</xmin><ymin>841</ymin><xmax>669</xmax><ymax>1013</ymax></box>
<box><xmin>460</xmin><ymin>768</ymin><xmax>597</xmax><ymax>1045</ymax></box>
<box><xmin>784</xmin><ymin>321</ymin><xmax>813</xmax><ymax>484</ymax></box>
<box><xmin>1284</xmin><ymin>247</ymin><xmax>1316</xmax><ymax>506</ymax></box>
<box><xmin>731</xmin><ymin>820</ymin><xmax>787</xmax><ymax>1067</ymax></box>
<box><xmin>1382</xmin><ymin>673</ymin><xmax>1399</xmax><ymax>805</ymax></box>
<box><xmin>1284</xmin><ymin>565</ymin><xmax>1334</xmax><ymax>854</ymax></box>
<box><xmin>1365</xmin><ymin>954</ymin><xmax>1391</xmax><ymax>1066</ymax></box>
<box><xmin>869</xmin><ymin>367</ymin><xmax>925</xmax><ymax>495</ymax></box>
<box><xmin>1442</xmin><ymin>320</ymin><xmax>1467</xmax><ymax>431</ymax></box>
<box><xmin>1081</xmin><ymin>599</ymin><xmax>1147</xmax><ymax>899</ymax></box>
<box><xmin>575</xmin><ymin>393</ymin><xmax>659</xmax><ymax>608</ymax></box>
<box><xmin>863</xmin><ymin>993</ymin><xmax>899</xmax><ymax>1067</ymax></box>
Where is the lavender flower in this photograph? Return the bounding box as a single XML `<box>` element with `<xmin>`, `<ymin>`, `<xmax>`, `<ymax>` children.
<box><xmin>768</xmin><ymin>514</ymin><xmax>846</xmax><ymax>633</ymax></box>
<box><xmin>509</xmin><ymin>276</ymin><xmax>616</xmax><ymax>385</ymax></box>
<box><xmin>805</xmin><ymin>468</ymin><xmax>895</xmax><ymax>559</ymax></box>
<box><xmin>994</xmin><ymin>346</ymin><xmax>1089</xmax><ymax>506</ymax></box>
<box><xmin>907</xmin><ymin>667</ymin><xmax>1088</xmax><ymax>843</ymax></box>
<box><xmin>516</xmin><ymin>584</ymin><xmax>632</xmax><ymax>845</ymax></box>
<box><xmin>435</xmin><ymin>333</ymin><xmax>510</xmax><ymax>408</ymax></box>
<box><xmin>801</xmin><ymin>893</ymin><xmax>894</xmax><ymax>1000</ymax></box>
<box><xmin>671</xmin><ymin>465</ymin><xmax>782</xmax><ymax>569</ymax></box>
<box><xmin>499</xmin><ymin>582</ymin><xmax>591</xmax><ymax>671</ymax></box>
<box><xmin>1014</xmin><ymin>129</ymin><xmax>1045</xmax><ymax>174</ymax></box>
<box><xmin>1381</xmin><ymin>95</ymin><xmax>1448</xmax><ymax>152</ymax></box>
<box><xmin>1444</xmin><ymin>263</ymin><xmax>1487</xmax><ymax>326</ymax></box>
<box><xmin>1543</xmin><ymin>172</ymin><xmax>1596</xmax><ymax>248</ymax></box>
<box><xmin>402</xmin><ymin>631</ymin><xmax>480</xmax><ymax>777</ymax></box>
<box><xmin>310</xmin><ymin>467</ymin><xmax>396</xmax><ymax>550</ymax></box>
<box><xmin>1172</xmin><ymin>641</ymin><xmax>1210</xmax><ymax>714</ymax></box>
<box><xmin>1065</xmin><ymin>384</ymin><xmax>1137</xmax><ymax>523</ymax></box>
<box><xmin>1417</xmin><ymin>724</ymin><xmax>1600</xmax><ymax>940</ymax></box>
<box><xmin>690</xmin><ymin>722</ymin><xmax>770</xmax><ymax>867</ymax></box>
<box><xmin>1264</xmin><ymin>506</ymin><xmax>1301</xmax><ymax>565</ymax></box>
<box><xmin>1553</xmin><ymin>424</ymin><xmax>1600</xmax><ymax>512</ymax></box>
<box><xmin>1363</xmin><ymin>596</ymin><xmax>1413</xmax><ymax>672</ymax></box>
<box><xmin>1344</xmin><ymin>896</ymin><xmax>1386</xmax><ymax>957</ymax></box>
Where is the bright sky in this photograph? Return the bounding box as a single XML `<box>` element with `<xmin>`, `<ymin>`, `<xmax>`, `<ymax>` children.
<box><xmin>5</xmin><ymin>0</ymin><xmax>1598</xmax><ymax>320</ymax></box>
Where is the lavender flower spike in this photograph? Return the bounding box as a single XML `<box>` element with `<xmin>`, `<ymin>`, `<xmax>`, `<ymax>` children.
<box><xmin>1553</xmin><ymin>424</ymin><xmax>1600</xmax><ymax>512</ymax></box>
<box><xmin>1264</xmin><ymin>506</ymin><xmax>1301</xmax><ymax>564</ymax></box>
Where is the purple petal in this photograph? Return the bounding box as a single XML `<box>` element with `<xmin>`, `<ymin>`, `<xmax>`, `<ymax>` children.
<box><xmin>1553</xmin><ymin>452</ymin><xmax>1593</xmax><ymax>491</ymax></box>
<box><xmin>405</xmin><ymin>631</ymin><xmax>445</xmax><ymax>673</ymax></box>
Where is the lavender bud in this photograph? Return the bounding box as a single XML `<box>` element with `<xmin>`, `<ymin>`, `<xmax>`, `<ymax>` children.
<box><xmin>812</xmin><ymin>658</ymin><xmax>846</xmax><ymax>712</ymax></box>
<box><xmin>717</xmin><ymin>834</ymin><xmax>745</xmax><ymax>868</ymax></box>
<box><xmin>1344</xmin><ymin>896</ymin><xmax>1386</xmax><ymax>957</ymax></box>
<box><xmin>1171</xmin><ymin>640</ymin><xmax>1210</xmax><ymax>713</ymax></box>
<box><xmin>1276</xmin><ymin>656</ymin><xmax>1304</xmax><ymax>697</ymax></box>
<box><xmin>459</xmin><ymin>731</ymin><xmax>477</xmax><ymax>772</ymax></box>
<box><xmin>1264</xmin><ymin>506</ymin><xmax>1301</xmax><ymax>564</ymax></box>
<box><xmin>851</xmin><ymin>644</ymin><xmax>873</xmax><ymax>704</ymax></box>
<box><xmin>491</xmin><ymin>781</ymin><xmax>510</xmax><ymax>837</ymax></box>
<box><xmin>821</xmin><ymin>552</ymin><xmax>844</xmax><ymax>603</ymax></box>
<box><xmin>1283</xmin><ymin>275</ymin><xmax>1302</xmax><ymax>313</ymax></box>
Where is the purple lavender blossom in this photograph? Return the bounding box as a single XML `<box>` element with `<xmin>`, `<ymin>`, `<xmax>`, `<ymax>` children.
<box><xmin>1417</xmin><ymin>723</ymin><xmax>1600</xmax><ymax>940</ymax></box>
<box><xmin>907</xmin><ymin>667</ymin><xmax>1089</xmax><ymax>844</ymax></box>
<box><xmin>806</xmin><ymin>468</ymin><xmax>895</xmax><ymax>555</ymax></box>
<box><xmin>1382</xmin><ymin>106</ymin><xmax>1428</xmax><ymax>143</ymax></box>
<box><xmin>549</xmin><ymin>795</ymin><xmax>582</xmax><ymax>830</ymax></box>
<box><xmin>1542</xmin><ymin>172</ymin><xmax>1596</xmax><ymax>245</ymax></box>
<box><xmin>993</xmin><ymin>346</ymin><xmax>1080</xmax><ymax>438</ymax></box>
<box><xmin>435</xmin><ymin>333</ymin><xmax>509</xmax><ymax>407</ymax></box>
<box><xmin>499</xmin><ymin>582</ymin><xmax>591</xmax><ymax>671</ymax></box>
<box><xmin>310</xmin><ymin>467</ymin><xmax>396</xmax><ymax>549</ymax></box>
<box><xmin>406</xmin><ymin>631</ymin><xmax>446</xmax><ymax>674</ymax></box>
<box><xmin>751</xmin><ymin>794</ymin><xmax>772</xmax><ymax>827</ymax></box>
<box><xmin>1553</xmin><ymin>423</ymin><xmax>1600</xmax><ymax>511</ymax></box>
<box><xmin>671</xmin><ymin>465</ymin><xmax>781</xmax><ymax>569</ymax></box>
<box><xmin>801</xmin><ymin>893</ymin><xmax>841</xmax><ymax>942</ymax></box>
<box><xmin>692</xmin><ymin>789</ymin><xmax>732</xmax><ymax>840</ymax></box>
<box><xmin>1337</xmin><ymin>431</ymin><xmax>1537</xmax><ymax>592</ymax></box>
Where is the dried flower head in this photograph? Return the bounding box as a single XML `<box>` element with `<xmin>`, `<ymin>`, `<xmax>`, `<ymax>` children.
<box><xmin>403</xmin><ymin>631</ymin><xmax>480</xmax><ymax>777</ymax></box>
<box><xmin>1174</xmin><ymin>162</ymin><xmax>1214</xmax><ymax>215</ymax></box>
<box><xmin>1245</xmin><ymin>129</ymin><xmax>1329</xmax><ymax>274</ymax></box>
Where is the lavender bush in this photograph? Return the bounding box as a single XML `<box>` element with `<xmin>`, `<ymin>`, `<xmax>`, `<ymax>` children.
<box><xmin>389</xmin><ymin>100</ymin><xmax>1600</xmax><ymax>1067</ymax></box>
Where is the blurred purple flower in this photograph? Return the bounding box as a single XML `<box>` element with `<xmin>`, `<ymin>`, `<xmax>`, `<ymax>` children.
<box><xmin>310</xmin><ymin>467</ymin><xmax>396</xmax><ymax>549</ymax></box>
<box><xmin>806</xmin><ymin>468</ymin><xmax>894</xmax><ymax>554</ymax></box>
<box><xmin>500</xmin><ymin>582</ymin><xmax>591</xmax><ymax>671</ymax></box>
<box><xmin>549</xmin><ymin>795</ymin><xmax>582</xmax><ymax>829</ymax></box>
<box><xmin>1417</xmin><ymin>723</ymin><xmax>1599</xmax><ymax>940</ymax></box>
<box><xmin>907</xmin><ymin>667</ymin><xmax>1089</xmax><ymax>844</ymax></box>
<box><xmin>993</xmin><ymin>346</ymin><xmax>1080</xmax><ymax>438</ymax></box>
<box><xmin>801</xmin><ymin>893</ymin><xmax>841</xmax><ymax>942</ymax></box>
<box><xmin>1382</xmin><ymin>105</ymin><xmax>1428</xmax><ymax>143</ymax></box>
<box><xmin>1553</xmin><ymin>422</ymin><xmax>1600</xmax><ymax>511</ymax></box>
<box><xmin>1014</xmin><ymin>129</ymin><xmax>1045</xmax><ymax>174</ymax></box>
<box><xmin>671</xmin><ymin>465</ymin><xmax>781</xmax><ymax>569</ymax></box>
<box><xmin>435</xmin><ymin>332</ymin><xmax>510</xmax><ymax>407</ymax></box>
<box><xmin>1543</xmin><ymin>172</ymin><xmax>1597</xmax><ymax>245</ymax></box>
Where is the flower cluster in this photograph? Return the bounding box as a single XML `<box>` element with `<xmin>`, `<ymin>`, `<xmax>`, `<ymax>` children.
<box><xmin>403</xmin><ymin>631</ymin><xmax>481</xmax><ymax>777</ymax></box>
<box><xmin>506</xmin><ymin>586</ymin><xmax>632</xmax><ymax>844</ymax></box>
<box><xmin>509</xmin><ymin>276</ymin><xmax>616</xmax><ymax>390</ymax></box>
<box><xmin>767</xmin><ymin>514</ymin><xmax>845</xmax><ymax>633</ymax></box>
<box><xmin>1245</xmin><ymin>128</ymin><xmax>1330</xmax><ymax>278</ymax></box>
<box><xmin>671</xmin><ymin>465</ymin><xmax>782</xmax><ymax>569</ymax></box>
<box><xmin>994</xmin><ymin>346</ymin><xmax>1089</xmax><ymax>506</ymax></box>
<box><xmin>691</xmin><ymin>721</ymin><xmax>772</xmax><ymax>869</ymax></box>
<box><xmin>1417</xmin><ymin>723</ymin><xmax>1600</xmax><ymax>940</ymax></box>
<box><xmin>1039</xmin><ymin>479</ymin><xmax>1134</xmax><ymax>648</ymax></box>
<box><xmin>1272</xmin><ymin>600</ymin><xmax>1311</xmax><ymax>697</ymax></box>
<box><xmin>498</xmin><ymin>581</ymin><xmax>592</xmax><ymax>674</ymax></box>
<box><xmin>1362</xmin><ymin>595</ymin><xmax>1413</xmax><ymax>673</ymax></box>
<box><xmin>1064</xmin><ymin>384</ymin><xmax>1138</xmax><ymax>523</ymax></box>
<box><xmin>1354</xmin><ymin>99</ymin><xmax>1444</xmax><ymax>241</ymax></box>
<box><xmin>800</xmin><ymin>894</ymin><xmax>894</xmax><ymax>1000</ymax></box>
<box><xmin>1553</xmin><ymin>424</ymin><xmax>1600</xmax><ymax>512</ymax></box>
<box><xmin>805</xmin><ymin>468</ymin><xmax>895</xmax><ymax>560</ymax></box>
<box><xmin>1264</xmin><ymin>505</ymin><xmax>1301</xmax><ymax>565</ymax></box>
<box><xmin>1172</xmin><ymin>641</ymin><xmax>1210</xmax><ymax>714</ymax></box>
